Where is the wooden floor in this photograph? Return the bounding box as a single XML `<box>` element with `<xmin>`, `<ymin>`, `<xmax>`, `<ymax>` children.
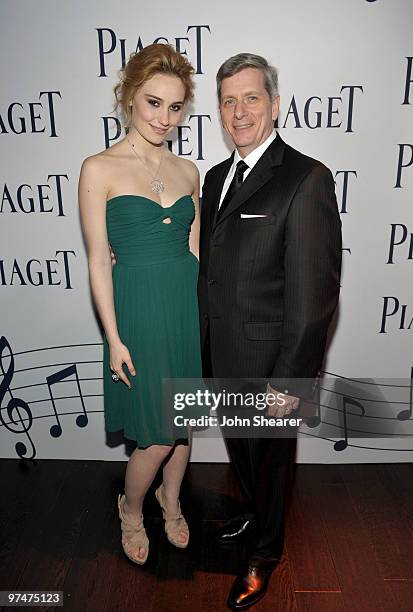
<box><xmin>0</xmin><ymin>460</ymin><xmax>412</xmax><ymax>612</ymax></box>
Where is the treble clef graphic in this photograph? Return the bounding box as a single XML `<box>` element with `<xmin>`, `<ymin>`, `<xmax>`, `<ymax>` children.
<box><xmin>0</xmin><ymin>335</ymin><xmax>36</xmax><ymax>459</ymax></box>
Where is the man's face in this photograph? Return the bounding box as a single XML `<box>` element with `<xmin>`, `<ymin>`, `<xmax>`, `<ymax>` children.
<box><xmin>219</xmin><ymin>67</ymin><xmax>279</xmax><ymax>157</ymax></box>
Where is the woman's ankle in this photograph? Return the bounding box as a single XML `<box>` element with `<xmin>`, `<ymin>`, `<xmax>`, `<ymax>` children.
<box><xmin>123</xmin><ymin>496</ymin><xmax>143</xmax><ymax>517</ymax></box>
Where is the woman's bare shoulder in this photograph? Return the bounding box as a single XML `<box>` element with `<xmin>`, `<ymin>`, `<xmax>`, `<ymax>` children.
<box><xmin>80</xmin><ymin>141</ymin><xmax>127</xmax><ymax>175</ymax></box>
<box><xmin>169</xmin><ymin>152</ymin><xmax>199</xmax><ymax>181</ymax></box>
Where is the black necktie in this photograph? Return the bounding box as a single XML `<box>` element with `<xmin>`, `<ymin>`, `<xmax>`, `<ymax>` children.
<box><xmin>217</xmin><ymin>159</ymin><xmax>248</xmax><ymax>220</ymax></box>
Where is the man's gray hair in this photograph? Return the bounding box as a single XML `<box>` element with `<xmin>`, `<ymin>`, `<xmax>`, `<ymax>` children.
<box><xmin>216</xmin><ymin>53</ymin><xmax>279</xmax><ymax>101</ymax></box>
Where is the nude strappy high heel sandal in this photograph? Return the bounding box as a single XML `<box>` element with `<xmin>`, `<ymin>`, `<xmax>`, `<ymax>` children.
<box><xmin>117</xmin><ymin>494</ymin><xmax>149</xmax><ymax>564</ymax></box>
<box><xmin>155</xmin><ymin>484</ymin><xmax>189</xmax><ymax>549</ymax></box>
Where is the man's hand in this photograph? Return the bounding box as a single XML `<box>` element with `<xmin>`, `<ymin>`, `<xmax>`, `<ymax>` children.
<box><xmin>266</xmin><ymin>383</ymin><xmax>300</xmax><ymax>417</ymax></box>
<box><xmin>108</xmin><ymin>243</ymin><xmax>116</xmax><ymax>267</ymax></box>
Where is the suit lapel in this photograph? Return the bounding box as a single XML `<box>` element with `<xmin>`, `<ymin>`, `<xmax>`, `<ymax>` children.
<box><xmin>214</xmin><ymin>134</ymin><xmax>286</xmax><ymax>228</ymax></box>
<box><xmin>209</xmin><ymin>153</ymin><xmax>234</xmax><ymax>229</ymax></box>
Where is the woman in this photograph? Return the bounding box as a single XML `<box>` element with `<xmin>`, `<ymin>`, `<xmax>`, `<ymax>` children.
<box><xmin>78</xmin><ymin>44</ymin><xmax>201</xmax><ymax>565</ymax></box>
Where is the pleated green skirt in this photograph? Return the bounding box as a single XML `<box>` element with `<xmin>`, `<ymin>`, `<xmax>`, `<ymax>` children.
<box><xmin>102</xmin><ymin>194</ymin><xmax>203</xmax><ymax>448</ymax></box>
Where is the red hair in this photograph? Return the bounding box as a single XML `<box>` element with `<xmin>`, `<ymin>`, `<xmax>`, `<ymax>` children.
<box><xmin>114</xmin><ymin>43</ymin><xmax>195</xmax><ymax>126</ymax></box>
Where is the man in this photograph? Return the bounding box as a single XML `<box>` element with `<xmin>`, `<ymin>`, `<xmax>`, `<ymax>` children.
<box><xmin>198</xmin><ymin>53</ymin><xmax>342</xmax><ymax>610</ymax></box>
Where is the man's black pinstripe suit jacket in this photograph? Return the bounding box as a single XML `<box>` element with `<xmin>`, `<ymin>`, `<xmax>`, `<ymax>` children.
<box><xmin>197</xmin><ymin>134</ymin><xmax>342</xmax><ymax>398</ymax></box>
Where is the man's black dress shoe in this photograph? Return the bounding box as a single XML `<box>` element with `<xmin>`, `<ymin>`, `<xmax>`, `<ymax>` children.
<box><xmin>216</xmin><ymin>515</ymin><xmax>253</xmax><ymax>544</ymax></box>
<box><xmin>227</xmin><ymin>561</ymin><xmax>276</xmax><ymax>610</ymax></box>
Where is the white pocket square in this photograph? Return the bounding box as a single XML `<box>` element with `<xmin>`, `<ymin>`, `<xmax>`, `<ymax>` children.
<box><xmin>240</xmin><ymin>213</ymin><xmax>269</xmax><ymax>218</ymax></box>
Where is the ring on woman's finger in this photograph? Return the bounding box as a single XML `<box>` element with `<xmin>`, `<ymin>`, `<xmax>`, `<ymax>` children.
<box><xmin>111</xmin><ymin>371</ymin><xmax>120</xmax><ymax>383</ymax></box>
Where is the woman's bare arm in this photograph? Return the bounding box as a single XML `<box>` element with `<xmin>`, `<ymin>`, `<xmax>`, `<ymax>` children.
<box><xmin>188</xmin><ymin>163</ymin><xmax>200</xmax><ymax>260</ymax></box>
<box><xmin>78</xmin><ymin>156</ymin><xmax>135</xmax><ymax>386</ymax></box>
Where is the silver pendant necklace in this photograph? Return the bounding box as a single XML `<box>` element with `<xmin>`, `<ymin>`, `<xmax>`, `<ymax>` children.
<box><xmin>126</xmin><ymin>137</ymin><xmax>165</xmax><ymax>193</ymax></box>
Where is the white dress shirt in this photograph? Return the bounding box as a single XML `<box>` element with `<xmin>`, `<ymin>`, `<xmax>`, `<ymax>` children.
<box><xmin>218</xmin><ymin>131</ymin><xmax>278</xmax><ymax>208</ymax></box>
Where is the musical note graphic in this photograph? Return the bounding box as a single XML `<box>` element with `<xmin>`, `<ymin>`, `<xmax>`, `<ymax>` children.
<box><xmin>1</xmin><ymin>335</ymin><xmax>413</xmax><ymax>458</ymax></box>
<box><xmin>397</xmin><ymin>367</ymin><xmax>413</xmax><ymax>421</ymax></box>
<box><xmin>304</xmin><ymin>386</ymin><xmax>321</xmax><ymax>429</ymax></box>
<box><xmin>0</xmin><ymin>336</ymin><xmax>35</xmax><ymax>459</ymax></box>
<box><xmin>298</xmin><ymin>367</ymin><xmax>413</xmax><ymax>453</ymax></box>
<box><xmin>46</xmin><ymin>364</ymin><xmax>88</xmax><ymax>437</ymax></box>
<box><xmin>0</xmin><ymin>336</ymin><xmax>99</xmax><ymax>458</ymax></box>
<box><xmin>305</xmin><ymin>408</ymin><xmax>321</xmax><ymax>429</ymax></box>
<box><xmin>334</xmin><ymin>395</ymin><xmax>366</xmax><ymax>451</ymax></box>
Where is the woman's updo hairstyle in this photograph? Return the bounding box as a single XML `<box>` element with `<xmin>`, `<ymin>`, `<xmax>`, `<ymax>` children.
<box><xmin>114</xmin><ymin>43</ymin><xmax>195</xmax><ymax>127</ymax></box>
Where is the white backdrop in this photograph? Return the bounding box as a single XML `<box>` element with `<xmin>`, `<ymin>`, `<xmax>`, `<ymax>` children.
<box><xmin>1</xmin><ymin>0</ymin><xmax>412</xmax><ymax>462</ymax></box>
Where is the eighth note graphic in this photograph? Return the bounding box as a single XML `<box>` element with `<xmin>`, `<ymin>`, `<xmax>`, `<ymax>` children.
<box><xmin>334</xmin><ymin>395</ymin><xmax>366</xmax><ymax>452</ymax></box>
<box><xmin>46</xmin><ymin>364</ymin><xmax>88</xmax><ymax>437</ymax></box>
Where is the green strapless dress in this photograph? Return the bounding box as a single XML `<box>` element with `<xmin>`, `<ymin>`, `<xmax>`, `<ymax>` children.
<box><xmin>102</xmin><ymin>194</ymin><xmax>202</xmax><ymax>448</ymax></box>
